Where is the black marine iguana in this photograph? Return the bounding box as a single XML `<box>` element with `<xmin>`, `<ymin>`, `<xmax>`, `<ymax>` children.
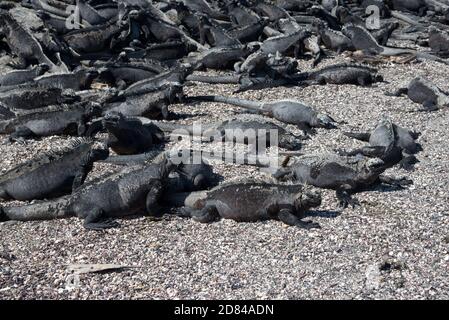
<box><xmin>428</xmin><ymin>27</ymin><xmax>449</xmax><ymax>58</ymax></box>
<box><xmin>197</xmin><ymin>14</ymin><xmax>241</xmax><ymax>47</ymax></box>
<box><xmin>0</xmin><ymin>101</ymin><xmax>102</xmax><ymax>141</ymax></box>
<box><xmin>187</xmin><ymin>95</ymin><xmax>336</xmax><ymax>133</ymax></box>
<box><xmin>386</xmin><ymin>77</ymin><xmax>449</xmax><ymax>111</ymax></box>
<box><xmin>0</xmin><ymin>84</ymin><xmax>78</xmax><ymax>111</ymax></box>
<box><xmin>0</xmin><ymin>64</ymin><xmax>49</xmax><ymax>87</ymax></box>
<box><xmin>273</xmin><ymin>153</ymin><xmax>413</xmax><ymax>208</ymax></box>
<box><xmin>97</xmin><ymin>61</ymin><xmax>166</xmax><ymax>88</ymax></box>
<box><xmin>312</xmin><ymin>19</ymin><xmax>354</xmax><ymax>53</ymax></box>
<box><xmin>103</xmin><ymin>82</ymin><xmax>183</xmax><ymax>119</ymax></box>
<box><xmin>0</xmin><ymin>138</ymin><xmax>109</xmax><ymax>201</ymax></box>
<box><xmin>150</xmin><ymin>116</ymin><xmax>304</xmax><ymax>150</ymax></box>
<box><xmin>177</xmin><ymin>182</ymin><xmax>322</xmax><ymax>229</ymax></box>
<box><xmin>235</xmin><ymin>51</ymin><xmax>299</xmax><ymax>78</ymax></box>
<box><xmin>293</xmin><ymin>63</ymin><xmax>383</xmax><ymax>86</ymax></box>
<box><xmin>87</xmin><ymin>112</ymin><xmax>166</xmax><ymax>155</ymax></box>
<box><xmin>0</xmin><ymin>10</ymin><xmax>61</xmax><ymax>72</ymax></box>
<box><xmin>342</xmin><ymin>23</ymin><xmax>449</xmax><ymax>65</ymax></box>
<box><xmin>32</xmin><ymin>68</ymin><xmax>99</xmax><ymax>91</ymax></box>
<box><xmin>186</xmin><ymin>45</ymin><xmax>253</xmax><ymax>70</ymax></box>
<box><xmin>62</xmin><ymin>19</ymin><xmax>124</xmax><ymax>54</ymax></box>
<box><xmin>259</xmin><ymin>29</ymin><xmax>311</xmax><ymax>56</ymax></box>
<box><xmin>0</xmin><ymin>158</ymin><xmax>176</xmax><ymax>230</ymax></box>
<box><xmin>338</xmin><ymin>117</ymin><xmax>422</xmax><ymax>170</ymax></box>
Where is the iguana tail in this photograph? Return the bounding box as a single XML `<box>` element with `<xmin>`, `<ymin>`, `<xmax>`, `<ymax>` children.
<box><xmin>186</xmin><ymin>74</ymin><xmax>240</xmax><ymax>84</ymax></box>
<box><xmin>186</xmin><ymin>95</ymin><xmax>263</xmax><ymax>112</ymax></box>
<box><xmin>0</xmin><ymin>196</ymin><xmax>72</xmax><ymax>222</ymax></box>
<box><xmin>343</xmin><ymin>131</ymin><xmax>371</xmax><ymax>142</ymax></box>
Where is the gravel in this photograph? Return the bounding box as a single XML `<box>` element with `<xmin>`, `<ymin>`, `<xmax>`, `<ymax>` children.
<box><xmin>1</xmin><ymin>54</ymin><xmax>449</xmax><ymax>300</ymax></box>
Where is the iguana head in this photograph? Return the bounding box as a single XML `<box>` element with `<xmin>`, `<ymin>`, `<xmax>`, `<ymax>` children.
<box><xmin>316</xmin><ymin>113</ymin><xmax>337</xmax><ymax>129</ymax></box>
<box><xmin>363</xmin><ymin>157</ymin><xmax>386</xmax><ymax>174</ymax></box>
<box><xmin>85</xmin><ymin>102</ymin><xmax>103</xmax><ymax>118</ymax></box>
<box><xmin>174</xmin><ymin>163</ymin><xmax>218</xmax><ymax>191</ymax></box>
<box><xmin>279</xmin><ymin>133</ymin><xmax>302</xmax><ymax>150</ymax></box>
<box><xmin>294</xmin><ymin>188</ymin><xmax>322</xmax><ymax>212</ymax></box>
<box><xmin>311</xmin><ymin>18</ymin><xmax>326</xmax><ymax>31</ymax></box>
<box><xmin>102</xmin><ymin>112</ymin><xmax>125</xmax><ymax>129</ymax></box>
<box><xmin>374</xmin><ymin>74</ymin><xmax>384</xmax><ymax>82</ymax></box>
<box><xmin>90</xmin><ymin>146</ymin><xmax>109</xmax><ymax>162</ymax></box>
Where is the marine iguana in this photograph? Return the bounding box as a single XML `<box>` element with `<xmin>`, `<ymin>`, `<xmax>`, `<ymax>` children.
<box><xmin>32</xmin><ymin>68</ymin><xmax>99</xmax><ymax>91</ymax></box>
<box><xmin>226</xmin><ymin>0</ymin><xmax>261</xmax><ymax>27</ymax></box>
<box><xmin>0</xmin><ymin>64</ymin><xmax>49</xmax><ymax>87</ymax></box>
<box><xmin>97</xmin><ymin>61</ymin><xmax>166</xmax><ymax>88</ymax></box>
<box><xmin>0</xmin><ymin>10</ymin><xmax>61</xmax><ymax>72</ymax></box>
<box><xmin>259</xmin><ymin>29</ymin><xmax>310</xmax><ymax>56</ymax></box>
<box><xmin>428</xmin><ymin>26</ymin><xmax>449</xmax><ymax>58</ymax></box>
<box><xmin>103</xmin><ymin>82</ymin><xmax>183</xmax><ymax>119</ymax></box>
<box><xmin>0</xmin><ymin>101</ymin><xmax>102</xmax><ymax>141</ymax></box>
<box><xmin>312</xmin><ymin>19</ymin><xmax>354</xmax><ymax>54</ymax></box>
<box><xmin>187</xmin><ymin>95</ymin><xmax>336</xmax><ymax>133</ymax></box>
<box><xmin>121</xmin><ymin>64</ymin><xmax>192</xmax><ymax>98</ymax></box>
<box><xmin>228</xmin><ymin>19</ymin><xmax>268</xmax><ymax>43</ymax></box>
<box><xmin>251</xmin><ymin>1</ymin><xmax>291</xmax><ymax>21</ymax></box>
<box><xmin>62</xmin><ymin>19</ymin><xmax>124</xmax><ymax>54</ymax></box>
<box><xmin>386</xmin><ymin>77</ymin><xmax>449</xmax><ymax>111</ymax></box>
<box><xmin>123</xmin><ymin>41</ymin><xmax>194</xmax><ymax>62</ymax></box>
<box><xmin>177</xmin><ymin>181</ymin><xmax>321</xmax><ymax>229</ymax></box>
<box><xmin>371</xmin><ymin>22</ymin><xmax>400</xmax><ymax>46</ymax></box>
<box><xmin>185</xmin><ymin>74</ymin><xmax>241</xmax><ymax>84</ymax></box>
<box><xmin>338</xmin><ymin>117</ymin><xmax>422</xmax><ymax>170</ymax></box>
<box><xmin>103</xmin><ymin>148</ymin><xmax>285</xmax><ymax>169</ymax></box>
<box><xmin>150</xmin><ymin>116</ymin><xmax>304</xmax><ymax>150</ymax></box>
<box><xmin>0</xmin><ymin>158</ymin><xmax>176</xmax><ymax>230</ymax></box>
<box><xmin>272</xmin><ymin>153</ymin><xmax>413</xmax><ymax>209</ymax></box>
<box><xmin>235</xmin><ymin>50</ymin><xmax>298</xmax><ymax>78</ymax></box>
<box><xmin>277</xmin><ymin>0</ymin><xmax>314</xmax><ymax>12</ymax></box>
<box><xmin>386</xmin><ymin>0</ymin><xmax>428</xmax><ymax>15</ymax></box>
<box><xmin>0</xmin><ymin>138</ymin><xmax>109</xmax><ymax>201</ymax></box>
<box><xmin>166</xmin><ymin>161</ymin><xmax>220</xmax><ymax>193</ymax></box>
<box><xmin>0</xmin><ymin>85</ymin><xmax>79</xmax><ymax>111</ymax></box>
<box><xmin>342</xmin><ymin>23</ymin><xmax>449</xmax><ymax>65</ymax></box>
<box><xmin>197</xmin><ymin>14</ymin><xmax>241</xmax><ymax>47</ymax></box>
<box><xmin>293</xmin><ymin>63</ymin><xmax>383</xmax><ymax>86</ymax></box>
<box><xmin>139</xmin><ymin>7</ymin><xmax>207</xmax><ymax>51</ymax></box>
<box><xmin>308</xmin><ymin>5</ymin><xmax>341</xmax><ymax>30</ymax></box>
<box><xmin>180</xmin><ymin>0</ymin><xmax>229</xmax><ymax>22</ymax></box>
<box><xmin>187</xmin><ymin>45</ymin><xmax>253</xmax><ymax>70</ymax></box>
<box><xmin>87</xmin><ymin>112</ymin><xmax>166</xmax><ymax>155</ymax></box>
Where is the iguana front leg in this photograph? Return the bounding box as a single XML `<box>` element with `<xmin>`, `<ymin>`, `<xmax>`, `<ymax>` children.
<box><xmin>272</xmin><ymin>167</ymin><xmax>294</xmax><ymax>180</ymax></box>
<box><xmin>72</xmin><ymin>165</ymin><xmax>93</xmax><ymax>191</ymax></box>
<box><xmin>336</xmin><ymin>185</ymin><xmax>359</xmax><ymax>210</ymax></box>
<box><xmin>182</xmin><ymin>204</ymin><xmax>219</xmax><ymax>223</ymax></box>
<box><xmin>398</xmin><ymin>154</ymin><xmax>419</xmax><ymax>171</ymax></box>
<box><xmin>420</xmin><ymin>101</ymin><xmax>439</xmax><ymax>112</ymax></box>
<box><xmin>145</xmin><ymin>181</ymin><xmax>164</xmax><ymax>217</ymax></box>
<box><xmin>379</xmin><ymin>175</ymin><xmax>413</xmax><ymax>188</ymax></box>
<box><xmin>278</xmin><ymin>209</ymin><xmax>320</xmax><ymax>229</ymax></box>
<box><xmin>83</xmin><ymin>208</ymin><xmax>120</xmax><ymax>230</ymax></box>
<box><xmin>9</xmin><ymin>126</ymin><xmax>36</xmax><ymax>143</ymax></box>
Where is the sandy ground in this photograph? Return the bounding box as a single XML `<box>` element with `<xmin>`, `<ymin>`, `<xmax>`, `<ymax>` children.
<box><xmin>0</xmin><ymin>53</ymin><xmax>448</xmax><ymax>299</ymax></box>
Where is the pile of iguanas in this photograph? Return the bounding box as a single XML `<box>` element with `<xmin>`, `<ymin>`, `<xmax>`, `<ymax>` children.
<box><xmin>1</xmin><ymin>0</ymin><xmax>447</xmax><ymax>231</ymax></box>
